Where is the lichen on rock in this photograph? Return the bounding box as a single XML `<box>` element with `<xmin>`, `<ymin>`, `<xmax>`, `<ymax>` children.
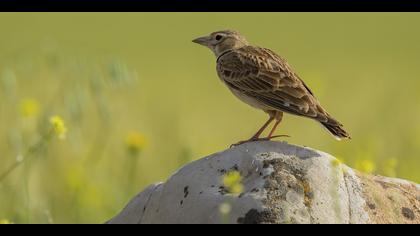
<box><xmin>108</xmin><ymin>141</ymin><xmax>420</xmax><ymax>224</ymax></box>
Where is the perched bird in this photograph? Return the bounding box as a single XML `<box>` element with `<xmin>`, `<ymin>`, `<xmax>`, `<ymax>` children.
<box><xmin>192</xmin><ymin>30</ymin><xmax>350</xmax><ymax>146</ymax></box>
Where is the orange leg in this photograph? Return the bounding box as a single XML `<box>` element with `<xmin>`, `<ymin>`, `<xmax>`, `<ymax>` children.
<box><xmin>249</xmin><ymin>116</ymin><xmax>275</xmax><ymax>140</ymax></box>
<box><xmin>230</xmin><ymin>115</ymin><xmax>275</xmax><ymax>148</ymax></box>
<box><xmin>267</xmin><ymin>119</ymin><xmax>281</xmax><ymax>138</ymax></box>
<box><xmin>264</xmin><ymin>111</ymin><xmax>290</xmax><ymax>140</ymax></box>
<box><xmin>267</xmin><ymin>111</ymin><xmax>283</xmax><ymax>138</ymax></box>
<box><xmin>230</xmin><ymin>111</ymin><xmax>290</xmax><ymax>148</ymax></box>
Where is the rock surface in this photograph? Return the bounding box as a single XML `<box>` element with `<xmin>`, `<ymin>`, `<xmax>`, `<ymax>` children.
<box><xmin>107</xmin><ymin>141</ymin><xmax>420</xmax><ymax>224</ymax></box>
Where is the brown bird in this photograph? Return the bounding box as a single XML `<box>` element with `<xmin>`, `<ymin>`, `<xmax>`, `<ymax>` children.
<box><xmin>192</xmin><ymin>30</ymin><xmax>350</xmax><ymax>146</ymax></box>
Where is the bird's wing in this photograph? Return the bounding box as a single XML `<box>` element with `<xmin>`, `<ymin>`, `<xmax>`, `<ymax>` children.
<box><xmin>217</xmin><ymin>46</ymin><xmax>339</xmax><ymax>125</ymax></box>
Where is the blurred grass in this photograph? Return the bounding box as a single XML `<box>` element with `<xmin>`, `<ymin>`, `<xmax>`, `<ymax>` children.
<box><xmin>0</xmin><ymin>12</ymin><xmax>419</xmax><ymax>223</ymax></box>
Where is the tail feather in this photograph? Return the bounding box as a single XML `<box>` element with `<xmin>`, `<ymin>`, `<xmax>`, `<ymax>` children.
<box><xmin>321</xmin><ymin>122</ymin><xmax>351</xmax><ymax>140</ymax></box>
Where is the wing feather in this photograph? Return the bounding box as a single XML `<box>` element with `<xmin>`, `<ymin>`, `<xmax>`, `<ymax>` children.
<box><xmin>217</xmin><ymin>46</ymin><xmax>330</xmax><ymax>122</ymax></box>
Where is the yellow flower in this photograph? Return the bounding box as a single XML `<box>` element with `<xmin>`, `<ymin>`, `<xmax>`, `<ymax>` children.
<box><xmin>331</xmin><ymin>157</ymin><xmax>344</xmax><ymax>167</ymax></box>
<box><xmin>222</xmin><ymin>171</ymin><xmax>244</xmax><ymax>195</ymax></box>
<box><xmin>0</xmin><ymin>219</ymin><xmax>13</xmax><ymax>224</ymax></box>
<box><xmin>50</xmin><ymin>115</ymin><xmax>67</xmax><ymax>140</ymax></box>
<box><xmin>356</xmin><ymin>159</ymin><xmax>376</xmax><ymax>174</ymax></box>
<box><xmin>125</xmin><ymin>131</ymin><xmax>147</xmax><ymax>154</ymax></box>
<box><xmin>20</xmin><ymin>98</ymin><xmax>40</xmax><ymax>118</ymax></box>
<box><xmin>219</xmin><ymin>202</ymin><xmax>232</xmax><ymax>215</ymax></box>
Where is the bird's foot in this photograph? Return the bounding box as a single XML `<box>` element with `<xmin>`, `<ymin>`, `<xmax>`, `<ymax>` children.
<box><xmin>230</xmin><ymin>139</ymin><xmax>257</xmax><ymax>148</ymax></box>
<box><xmin>264</xmin><ymin>134</ymin><xmax>291</xmax><ymax>140</ymax></box>
<box><xmin>229</xmin><ymin>134</ymin><xmax>290</xmax><ymax>148</ymax></box>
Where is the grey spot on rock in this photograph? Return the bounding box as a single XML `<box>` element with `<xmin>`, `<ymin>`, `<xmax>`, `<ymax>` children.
<box><xmin>183</xmin><ymin>186</ymin><xmax>189</xmax><ymax>198</ymax></box>
<box><xmin>402</xmin><ymin>207</ymin><xmax>415</xmax><ymax>220</ymax></box>
<box><xmin>367</xmin><ymin>202</ymin><xmax>376</xmax><ymax>210</ymax></box>
<box><xmin>263</xmin><ymin>162</ymin><xmax>270</xmax><ymax>169</ymax></box>
<box><xmin>218</xmin><ymin>186</ymin><xmax>227</xmax><ymax>195</ymax></box>
<box><xmin>237</xmin><ymin>209</ymin><xmax>276</xmax><ymax>224</ymax></box>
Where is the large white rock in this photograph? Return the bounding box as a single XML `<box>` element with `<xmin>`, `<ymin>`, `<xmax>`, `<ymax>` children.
<box><xmin>107</xmin><ymin>141</ymin><xmax>420</xmax><ymax>224</ymax></box>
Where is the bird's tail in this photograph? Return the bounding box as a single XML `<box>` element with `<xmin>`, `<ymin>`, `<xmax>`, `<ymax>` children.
<box><xmin>320</xmin><ymin>121</ymin><xmax>351</xmax><ymax>140</ymax></box>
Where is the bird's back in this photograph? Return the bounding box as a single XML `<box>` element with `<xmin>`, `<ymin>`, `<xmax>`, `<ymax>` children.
<box><xmin>216</xmin><ymin>45</ymin><xmax>351</xmax><ymax>139</ymax></box>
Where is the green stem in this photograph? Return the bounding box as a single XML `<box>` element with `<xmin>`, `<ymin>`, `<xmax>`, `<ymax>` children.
<box><xmin>0</xmin><ymin>130</ymin><xmax>53</xmax><ymax>183</ymax></box>
<box><xmin>0</xmin><ymin>161</ymin><xmax>22</xmax><ymax>183</ymax></box>
<box><xmin>125</xmin><ymin>152</ymin><xmax>140</xmax><ymax>196</ymax></box>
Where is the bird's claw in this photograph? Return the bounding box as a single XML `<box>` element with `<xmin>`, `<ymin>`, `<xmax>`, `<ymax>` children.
<box><xmin>229</xmin><ymin>134</ymin><xmax>290</xmax><ymax>148</ymax></box>
<box><xmin>265</xmin><ymin>134</ymin><xmax>290</xmax><ymax>139</ymax></box>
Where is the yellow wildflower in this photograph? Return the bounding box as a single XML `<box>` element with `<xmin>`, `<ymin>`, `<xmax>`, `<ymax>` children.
<box><xmin>125</xmin><ymin>131</ymin><xmax>147</xmax><ymax>154</ymax></box>
<box><xmin>356</xmin><ymin>159</ymin><xmax>376</xmax><ymax>174</ymax></box>
<box><xmin>20</xmin><ymin>98</ymin><xmax>40</xmax><ymax>118</ymax></box>
<box><xmin>219</xmin><ymin>202</ymin><xmax>232</xmax><ymax>215</ymax></box>
<box><xmin>0</xmin><ymin>219</ymin><xmax>13</xmax><ymax>224</ymax></box>
<box><xmin>331</xmin><ymin>157</ymin><xmax>344</xmax><ymax>167</ymax></box>
<box><xmin>219</xmin><ymin>202</ymin><xmax>232</xmax><ymax>223</ymax></box>
<box><xmin>50</xmin><ymin>115</ymin><xmax>67</xmax><ymax>140</ymax></box>
<box><xmin>222</xmin><ymin>171</ymin><xmax>244</xmax><ymax>195</ymax></box>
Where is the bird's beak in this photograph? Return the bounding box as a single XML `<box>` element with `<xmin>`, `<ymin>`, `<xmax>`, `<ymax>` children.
<box><xmin>192</xmin><ymin>35</ymin><xmax>211</xmax><ymax>46</ymax></box>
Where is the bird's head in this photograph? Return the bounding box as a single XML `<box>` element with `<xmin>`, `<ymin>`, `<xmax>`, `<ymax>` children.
<box><xmin>192</xmin><ymin>30</ymin><xmax>249</xmax><ymax>57</ymax></box>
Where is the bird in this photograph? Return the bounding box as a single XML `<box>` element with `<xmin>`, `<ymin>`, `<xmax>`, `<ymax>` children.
<box><xmin>192</xmin><ymin>30</ymin><xmax>350</xmax><ymax>146</ymax></box>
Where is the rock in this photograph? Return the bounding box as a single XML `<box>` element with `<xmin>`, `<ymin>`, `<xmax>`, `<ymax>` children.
<box><xmin>107</xmin><ymin>141</ymin><xmax>420</xmax><ymax>224</ymax></box>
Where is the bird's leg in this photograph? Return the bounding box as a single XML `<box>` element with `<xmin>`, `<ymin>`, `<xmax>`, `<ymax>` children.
<box><xmin>249</xmin><ymin>116</ymin><xmax>275</xmax><ymax>140</ymax></box>
<box><xmin>230</xmin><ymin>113</ymin><xmax>275</xmax><ymax>148</ymax></box>
<box><xmin>263</xmin><ymin>111</ymin><xmax>290</xmax><ymax>140</ymax></box>
<box><xmin>267</xmin><ymin>119</ymin><xmax>282</xmax><ymax>138</ymax></box>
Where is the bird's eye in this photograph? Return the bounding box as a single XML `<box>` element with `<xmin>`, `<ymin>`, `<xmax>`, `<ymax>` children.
<box><xmin>215</xmin><ymin>35</ymin><xmax>223</xmax><ymax>41</ymax></box>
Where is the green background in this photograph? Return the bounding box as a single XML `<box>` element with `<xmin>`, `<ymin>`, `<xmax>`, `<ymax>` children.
<box><xmin>0</xmin><ymin>13</ymin><xmax>419</xmax><ymax>223</ymax></box>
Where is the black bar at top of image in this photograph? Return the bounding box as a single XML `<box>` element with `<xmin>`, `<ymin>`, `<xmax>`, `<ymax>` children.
<box><xmin>0</xmin><ymin>0</ymin><xmax>420</xmax><ymax>12</ymax></box>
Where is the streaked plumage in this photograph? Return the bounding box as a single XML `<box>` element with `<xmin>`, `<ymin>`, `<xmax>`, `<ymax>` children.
<box><xmin>193</xmin><ymin>30</ymin><xmax>350</xmax><ymax>144</ymax></box>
